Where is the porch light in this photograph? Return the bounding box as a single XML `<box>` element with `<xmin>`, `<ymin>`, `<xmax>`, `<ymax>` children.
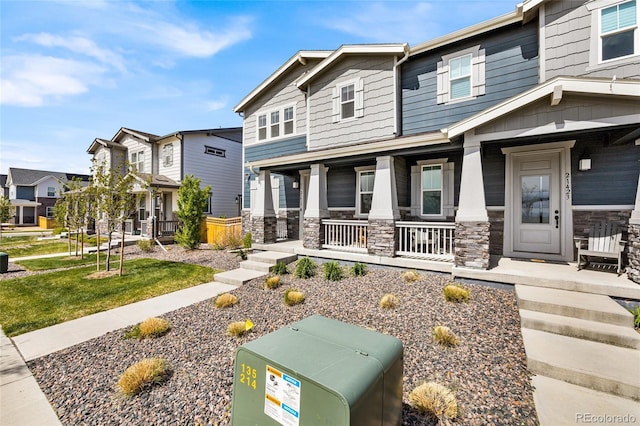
<box><xmin>292</xmin><ymin>180</ymin><xmax>299</xmax><ymax>189</ymax></box>
<box><xmin>578</xmin><ymin>158</ymin><xmax>591</xmax><ymax>171</ymax></box>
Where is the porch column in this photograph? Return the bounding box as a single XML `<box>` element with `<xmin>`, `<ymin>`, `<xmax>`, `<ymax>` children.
<box><xmin>251</xmin><ymin>170</ymin><xmax>277</xmax><ymax>244</ymax></box>
<box><xmin>454</xmin><ymin>133</ymin><xmax>490</xmax><ymax>269</ymax></box>
<box><xmin>368</xmin><ymin>155</ymin><xmax>399</xmax><ymax>257</ymax></box>
<box><xmin>303</xmin><ymin>163</ymin><xmax>329</xmax><ymax>249</ymax></box>
<box><xmin>627</xmin><ymin>170</ymin><xmax>640</xmax><ymax>283</ymax></box>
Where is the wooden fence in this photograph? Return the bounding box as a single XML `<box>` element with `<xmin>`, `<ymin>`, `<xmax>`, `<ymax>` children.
<box><xmin>202</xmin><ymin>217</ymin><xmax>242</xmax><ymax>246</ymax></box>
<box><xmin>38</xmin><ymin>216</ymin><xmax>58</xmax><ymax>229</ymax></box>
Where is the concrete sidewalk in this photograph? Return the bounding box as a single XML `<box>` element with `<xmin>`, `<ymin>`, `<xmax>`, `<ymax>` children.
<box><xmin>0</xmin><ymin>281</ymin><xmax>237</xmax><ymax>426</ymax></box>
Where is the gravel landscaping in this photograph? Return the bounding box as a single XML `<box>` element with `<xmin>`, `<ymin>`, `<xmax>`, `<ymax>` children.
<box><xmin>27</xmin><ymin>247</ymin><xmax>537</xmax><ymax>425</ymax></box>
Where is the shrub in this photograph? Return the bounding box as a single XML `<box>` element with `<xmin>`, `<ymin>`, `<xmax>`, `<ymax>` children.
<box><xmin>214</xmin><ymin>293</ymin><xmax>239</xmax><ymax>308</ymax></box>
<box><xmin>118</xmin><ymin>358</ymin><xmax>170</xmax><ymax>397</ymax></box>
<box><xmin>136</xmin><ymin>239</ymin><xmax>154</xmax><ymax>253</ymax></box>
<box><xmin>630</xmin><ymin>306</ymin><xmax>640</xmax><ymax>328</ymax></box>
<box><xmin>351</xmin><ymin>262</ymin><xmax>367</xmax><ymax>277</ymax></box>
<box><xmin>52</xmin><ymin>227</ymin><xmax>67</xmax><ymax>235</ymax></box>
<box><xmin>124</xmin><ymin>317</ymin><xmax>170</xmax><ymax>339</ymax></box>
<box><xmin>379</xmin><ymin>293</ymin><xmax>400</xmax><ymax>309</ymax></box>
<box><xmin>271</xmin><ymin>261</ymin><xmax>289</xmax><ymax>275</ymax></box>
<box><xmin>235</xmin><ymin>248</ymin><xmax>248</xmax><ymax>261</ymax></box>
<box><xmin>443</xmin><ymin>283</ymin><xmax>470</xmax><ymax>303</ymax></box>
<box><xmin>432</xmin><ymin>325</ymin><xmax>460</xmax><ymax>347</ymax></box>
<box><xmin>242</xmin><ymin>233</ymin><xmax>252</xmax><ymax>248</ymax></box>
<box><xmin>323</xmin><ymin>260</ymin><xmax>344</xmax><ymax>281</ymax></box>
<box><xmin>294</xmin><ymin>257</ymin><xmax>317</xmax><ymax>279</ymax></box>
<box><xmin>284</xmin><ymin>288</ymin><xmax>305</xmax><ymax>306</ymax></box>
<box><xmin>409</xmin><ymin>382</ymin><xmax>458</xmax><ymax>420</ymax></box>
<box><xmin>227</xmin><ymin>320</ymin><xmax>253</xmax><ymax>337</ymax></box>
<box><xmin>402</xmin><ymin>270</ymin><xmax>420</xmax><ymax>282</ymax></box>
<box><xmin>265</xmin><ymin>275</ymin><xmax>281</xmax><ymax>289</ymax></box>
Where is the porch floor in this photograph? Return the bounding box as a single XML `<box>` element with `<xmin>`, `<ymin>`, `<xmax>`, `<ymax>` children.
<box><xmin>252</xmin><ymin>240</ymin><xmax>640</xmax><ymax>300</ymax></box>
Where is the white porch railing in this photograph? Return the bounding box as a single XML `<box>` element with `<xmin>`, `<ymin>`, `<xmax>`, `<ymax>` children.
<box><xmin>276</xmin><ymin>217</ymin><xmax>288</xmax><ymax>241</ymax></box>
<box><xmin>322</xmin><ymin>220</ymin><xmax>369</xmax><ymax>253</ymax></box>
<box><xmin>396</xmin><ymin>221</ymin><xmax>455</xmax><ymax>261</ymax></box>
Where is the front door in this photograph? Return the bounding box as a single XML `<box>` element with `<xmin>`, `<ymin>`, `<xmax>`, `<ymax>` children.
<box><xmin>513</xmin><ymin>151</ymin><xmax>561</xmax><ymax>254</ymax></box>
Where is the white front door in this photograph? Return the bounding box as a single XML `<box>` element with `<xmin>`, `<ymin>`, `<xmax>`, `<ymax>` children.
<box><xmin>513</xmin><ymin>151</ymin><xmax>561</xmax><ymax>254</ymax></box>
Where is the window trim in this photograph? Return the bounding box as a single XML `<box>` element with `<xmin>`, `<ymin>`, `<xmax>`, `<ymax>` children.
<box><xmin>204</xmin><ymin>145</ymin><xmax>226</xmax><ymax>157</ymax></box>
<box><xmin>46</xmin><ymin>206</ymin><xmax>55</xmax><ymax>218</ymax></box>
<box><xmin>411</xmin><ymin>158</ymin><xmax>454</xmax><ymax>220</ymax></box>
<box><xmin>162</xmin><ymin>143</ymin><xmax>174</xmax><ymax>167</ymax></box>
<box><xmin>47</xmin><ymin>186</ymin><xmax>56</xmax><ymax>197</ymax></box>
<box><xmin>588</xmin><ymin>0</ymin><xmax>639</xmax><ymax>67</ymax></box>
<box><xmin>333</xmin><ymin>78</ymin><xmax>364</xmax><ymax>123</ymax></box>
<box><xmin>130</xmin><ymin>150</ymin><xmax>144</xmax><ymax>172</ymax></box>
<box><xmin>437</xmin><ymin>45</ymin><xmax>485</xmax><ymax>105</ymax></box>
<box><xmin>354</xmin><ymin>165</ymin><xmax>376</xmax><ymax>218</ymax></box>
<box><xmin>255</xmin><ymin>104</ymin><xmax>296</xmax><ymax>143</ymax></box>
<box><xmin>448</xmin><ymin>54</ymin><xmax>473</xmax><ymax>101</ymax></box>
<box><xmin>340</xmin><ymin>82</ymin><xmax>356</xmax><ymax>120</ymax></box>
<box><xmin>421</xmin><ymin>164</ymin><xmax>444</xmax><ymax>217</ymax></box>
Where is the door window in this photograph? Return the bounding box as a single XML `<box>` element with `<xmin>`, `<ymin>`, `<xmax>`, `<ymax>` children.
<box><xmin>521</xmin><ymin>175</ymin><xmax>550</xmax><ymax>224</ymax></box>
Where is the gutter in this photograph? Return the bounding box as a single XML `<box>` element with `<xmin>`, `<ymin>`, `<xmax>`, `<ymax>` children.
<box><xmin>393</xmin><ymin>44</ymin><xmax>411</xmax><ymax>135</ymax></box>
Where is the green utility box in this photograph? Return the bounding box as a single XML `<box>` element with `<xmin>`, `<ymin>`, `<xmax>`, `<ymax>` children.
<box><xmin>231</xmin><ymin>315</ymin><xmax>403</xmax><ymax>426</ymax></box>
<box><xmin>0</xmin><ymin>252</ymin><xmax>7</xmax><ymax>273</ymax></box>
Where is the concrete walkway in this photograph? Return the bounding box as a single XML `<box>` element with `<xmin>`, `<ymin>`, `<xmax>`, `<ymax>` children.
<box><xmin>0</xmin><ymin>281</ymin><xmax>237</xmax><ymax>426</ymax></box>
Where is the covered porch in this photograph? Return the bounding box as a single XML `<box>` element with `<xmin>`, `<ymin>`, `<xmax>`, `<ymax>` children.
<box><xmin>128</xmin><ymin>173</ymin><xmax>180</xmax><ymax>240</ymax></box>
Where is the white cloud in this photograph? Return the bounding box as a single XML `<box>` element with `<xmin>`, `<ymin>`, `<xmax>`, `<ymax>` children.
<box><xmin>0</xmin><ymin>55</ymin><xmax>107</xmax><ymax>107</ymax></box>
<box><xmin>15</xmin><ymin>32</ymin><xmax>127</xmax><ymax>72</ymax></box>
<box><xmin>205</xmin><ymin>99</ymin><xmax>227</xmax><ymax>111</ymax></box>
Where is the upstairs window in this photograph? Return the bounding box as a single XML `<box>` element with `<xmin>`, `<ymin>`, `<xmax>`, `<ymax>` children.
<box><xmin>204</xmin><ymin>146</ymin><xmax>225</xmax><ymax>157</ymax></box>
<box><xmin>601</xmin><ymin>0</ymin><xmax>637</xmax><ymax>61</ymax></box>
<box><xmin>258</xmin><ymin>114</ymin><xmax>267</xmax><ymax>140</ymax></box>
<box><xmin>437</xmin><ymin>46</ymin><xmax>485</xmax><ymax>104</ymax></box>
<box><xmin>47</xmin><ymin>186</ymin><xmax>55</xmax><ymax>197</ymax></box>
<box><xmin>270</xmin><ymin>111</ymin><xmax>280</xmax><ymax>138</ymax></box>
<box><xmin>340</xmin><ymin>84</ymin><xmax>355</xmax><ymax>119</ymax></box>
<box><xmin>332</xmin><ymin>78</ymin><xmax>364</xmax><ymax>122</ymax></box>
<box><xmin>131</xmin><ymin>150</ymin><xmax>144</xmax><ymax>172</ymax></box>
<box><xmin>255</xmin><ymin>105</ymin><xmax>296</xmax><ymax>142</ymax></box>
<box><xmin>449</xmin><ymin>55</ymin><xmax>472</xmax><ymax>100</ymax></box>
<box><xmin>283</xmin><ymin>107</ymin><xmax>294</xmax><ymax>135</ymax></box>
<box><xmin>162</xmin><ymin>143</ymin><xmax>173</xmax><ymax>167</ymax></box>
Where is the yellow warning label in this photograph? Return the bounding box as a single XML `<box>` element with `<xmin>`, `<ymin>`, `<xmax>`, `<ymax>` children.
<box><xmin>266</xmin><ymin>394</ymin><xmax>281</xmax><ymax>406</ymax></box>
<box><xmin>267</xmin><ymin>366</ymin><xmax>282</xmax><ymax>377</ymax></box>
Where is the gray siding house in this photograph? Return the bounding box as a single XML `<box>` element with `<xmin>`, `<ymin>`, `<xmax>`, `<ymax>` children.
<box><xmin>87</xmin><ymin>127</ymin><xmax>242</xmax><ymax>237</ymax></box>
<box><xmin>235</xmin><ymin>0</ymin><xmax>640</xmax><ymax>283</ymax></box>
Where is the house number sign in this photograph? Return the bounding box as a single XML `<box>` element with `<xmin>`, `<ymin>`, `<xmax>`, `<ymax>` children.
<box><xmin>565</xmin><ymin>173</ymin><xmax>571</xmax><ymax>200</ymax></box>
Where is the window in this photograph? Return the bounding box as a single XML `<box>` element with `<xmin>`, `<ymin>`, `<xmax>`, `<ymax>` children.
<box><xmin>258</xmin><ymin>114</ymin><xmax>267</xmax><ymax>140</ymax></box>
<box><xmin>47</xmin><ymin>186</ymin><xmax>55</xmax><ymax>197</ymax></box>
<box><xmin>283</xmin><ymin>107</ymin><xmax>294</xmax><ymax>135</ymax></box>
<box><xmin>357</xmin><ymin>169</ymin><xmax>375</xmax><ymax>216</ymax></box>
<box><xmin>270</xmin><ymin>111</ymin><xmax>280</xmax><ymax>138</ymax></box>
<box><xmin>449</xmin><ymin>55</ymin><xmax>472</xmax><ymax>100</ymax></box>
<box><xmin>341</xmin><ymin>84</ymin><xmax>355</xmax><ymax>119</ymax></box>
<box><xmin>601</xmin><ymin>0</ymin><xmax>637</xmax><ymax>61</ymax></box>
<box><xmin>131</xmin><ymin>151</ymin><xmax>144</xmax><ymax>172</ymax></box>
<box><xmin>162</xmin><ymin>143</ymin><xmax>173</xmax><ymax>167</ymax></box>
<box><xmin>46</xmin><ymin>206</ymin><xmax>55</xmax><ymax>218</ymax></box>
<box><xmin>204</xmin><ymin>146</ymin><xmax>225</xmax><ymax>157</ymax></box>
<box><xmin>421</xmin><ymin>165</ymin><xmax>443</xmax><ymax>215</ymax></box>
<box><xmin>204</xmin><ymin>194</ymin><xmax>212</xmax><ymax>214</ymax></box>
<box><xmin>437</xmin><ymin>46</ymin><xmax>485</xmax><ymax>104</ymax></box>
<box><xmin>138</xmin><ymin>196</ymin><xmax>146</xmax><ymax>221</ymax></box>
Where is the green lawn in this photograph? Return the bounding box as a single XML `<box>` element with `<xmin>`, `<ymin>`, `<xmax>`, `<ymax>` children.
<box><xmin>15</xmin><ymin>253</ymin><xmax>119</xmax><ymax>271</ymax></box>
<box><xmin>0</xmin><ymin>258</ymin><xmax>218</xmax><ymax>336</ymax></box>
<box><xmin>0</xmin><ymin>235</ymin><xmax>104</xmax><ymax>258</ymax></box>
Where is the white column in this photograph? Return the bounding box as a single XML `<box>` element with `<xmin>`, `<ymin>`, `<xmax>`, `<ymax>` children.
<box><xmin>368</xmin><ymin>155</ymin><xmax>400</xmax><ymax>220</ymax></box>
<box><xmin>630</xmin><ymin>171</ymin><xmax>640</xmax><ymax>225</ymax></box>
<box><xmin>251</xmin><ymin>170</ymin><xmax>275</xmax><ymax>217</ymax></box>
<box><xmin>304</xmin><ymin>163</ymin><xmax>329</xmax><ymax>218</ymax></box>
<box><xmin>456</xmin><ymin>132</ymin><xmax>488</xmax><ymax>222</ymax></box>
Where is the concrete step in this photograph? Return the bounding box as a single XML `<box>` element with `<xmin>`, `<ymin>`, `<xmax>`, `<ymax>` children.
<box><xmin>247</xmin><ymin>251</ymin><xmax>297</xmax><ymax>266</ymax></box>
<box><xmin>214</xmin><ymin>269</ymin><xmax>266</xmax><ymax>286</ymax></box>
<box><xmin>522</xmin><ymin>328</ymin><xmax>640</xmax><ymax>401</ymax></box>
<box><xmin>532</xmin><ymin>375</ymin><xmax>640</xmax><ymax>425</ymax></box>
<box><xmin>520</xmin><ymin>309</ymin><xmax>640</xmax><ymax>349</ymax></box>
<box><xmin>516</xmin><ymin>285</ymin><xmax>633</xmax><ymax>327</ymax></box>
<box><xmin>239</xmin><ymin>260</ymin><xmax>273</xmax><ymax>273</ymax></box>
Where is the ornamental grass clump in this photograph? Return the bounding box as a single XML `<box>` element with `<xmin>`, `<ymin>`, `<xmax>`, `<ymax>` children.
<box><xmin>379</xmin><ymin>293</ymin><xmax>400</xmax><ymax>309</ymax></box>
<box><xmin>265</xmin><ymin>275</ymin><xmax>281</xmax><ymax>290</ymax></box>
<box><xmin>443</xmin><ymin>283</ymin><xmax>470</xmax><ymax>303</ymax></box>
<box><xmin>402</xmin><ymin>269</ymin><xmax>420</xmax><ymax>282</ymax></box>
<box><xmin>409</xmin><ymin>381</ymin><xmax>458</xmax><ymax>420</ymax></box>
<box><xmin>271</xmin><ymin>261</ymin><xmax>289</xmax><ymax>275</ymax></box>
<box><xmin>432</xmin><ymin>325</ymin><xmax>460</xmax><ymax>347</ymax></box>
<box><xmin>351</xmin><ymin>262</ymin><xmax>367</xmax><ymax>277</ymax></box>
<box><xmin>124</xmin><ymin>317</ymin><xmax>170</xmax><ymax>339</ymax></box>
<box><xmin>227</xmin><ymin>319</ymin><xmax>254</xmax><ymax>337</ymax></box>
<box><xmin>284</xmin><ymin>288</ymin><xmax>305</xmax><ymax>306</ymax></box>
<box><xmin>214</xmin><ymin>293</ymin><xmax>239</xmax><ymax>309</ymax></box>
<box><xmin>117</xmin><ymin>358</ymin><xmax>170</xmax><ymax>397</ymax></box>
<box><xmin>136</xmin><ymin>239</ymin><xmax>154</xmax><ymax>253</ymax></box>
<box><xmin>294</xmin><ymin>257</ymin><xmax>317</xmax><ymax>279</ymax></box>
<box><xmin>323</xmin><ymin>260</ymin><xmax>344</xmax><ymax>281</ymax></box>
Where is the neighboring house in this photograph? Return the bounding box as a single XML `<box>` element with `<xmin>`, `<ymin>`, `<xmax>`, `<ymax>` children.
<box><xmin>87</xmin><ymin>127</ymin><xmax>242</xmax><ymax>238</ymax></box>
<box><xmin>0</xmin><ymin>174</ymin><xmax>8</xmax><ymax>198</ymax></box>
<box><xmin>4</xmin><ymin>168</ymin><xmax>90</xmax><ymax>225</ymax></box>
<box><xmin>235</xmin><ymin>0</ymin><xmax>640</xmax><ymax>283</ymax></box>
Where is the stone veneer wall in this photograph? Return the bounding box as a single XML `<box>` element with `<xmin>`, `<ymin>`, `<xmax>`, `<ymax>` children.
<box><xmin>367</xmin><ymin>219</ymin><xmax>397</xmax><ymax>257</ymax></box>
<box><xmin>628</xmin><ymin>224</ymin><xmax>640</xmax><ymax>283</ymax></box>
<box><xmin>487</xmin><ymin>210</ymin><xmax>504</xmax><ymax>256</ymax></box>
<box><xmin>251</xmin><ymin>216</ymin><xmax>277</xmax><ymax>244</ymax></box>
<box><xmin>329</xmin><ymin>210</ymin><xmax>356</xmax><ymax>220</ymax></box>
<box><xmin>303</xmin><ymin>217</ymin><xmax>324</xmax><ymax>249</ymax></box>
<box><xmin>454</xmin><ymin>222</ymin><xmax>490</xmax><ymax>269</ymax></box>
<box><xmin>241</xmin><ymin>210</ymin><xmax>251</xmax><ymax>236</ymax></box>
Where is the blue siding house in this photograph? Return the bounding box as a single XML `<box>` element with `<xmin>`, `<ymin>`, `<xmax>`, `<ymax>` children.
<box><xmin>235</xmin><ymin>0</ymin><xmax>640</xmax><ymax>283</ymax></box>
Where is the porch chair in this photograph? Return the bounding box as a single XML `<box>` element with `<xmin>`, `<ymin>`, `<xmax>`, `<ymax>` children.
<box><xmin>574</xmin><ymin>221</ymin><xmax>626</xmax><ymax>274</ymax></box>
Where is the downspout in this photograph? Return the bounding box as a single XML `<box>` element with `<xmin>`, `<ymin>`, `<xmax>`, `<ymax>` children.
<box><xmin>177</xmin><ymin>133</ymin><xmax>184</xmax><ymax>181</ymax></box>
<box><xmin>393</xmin><ymin>44</ymin><xmax>410</xmax><ymax>136</ymax></box>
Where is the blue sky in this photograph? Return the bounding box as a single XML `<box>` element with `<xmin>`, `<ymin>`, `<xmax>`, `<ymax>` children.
<box><xmin>1</xmin><ymin>0</ymin><xmax>517</xmax><ymax>175</ymax></box>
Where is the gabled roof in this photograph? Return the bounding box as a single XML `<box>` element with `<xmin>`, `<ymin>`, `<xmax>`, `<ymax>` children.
<box><xmin>7</xmin><ymin>168</ymin><xmax>90</xmax><ymax>186</ymax></box>
<box><xmin>444</xmin><ymin>76</ymin><xmax>640</xmax><ymax>139</ymax></box>
<box><xmin>112</xmin><ymin>127</ymin><xmax>159</xmax><ymax>143</ymax></box>
<box><xmin>87</xmin><ymin>138</ymin><xmax>126</xmax><ymax>154</ymax></box>
<box><xmin>233</xmin><ymin>50</ymin><xmax>332</xmax><ymax>113</ymax></box>
<box><xmin>409</xmin><ymin>6</ymin><xmax>523</xmax><ymax>57</ymax></box>
<box><xmin>296</xmin><ymin>43</ymin><xmax>409</xmax><ymax>89</ymax></box>
<box><xmin>133</xmin><ymin>172</ymin><xmax>180</xmax><ymax>189</ymax></box>
<box><xmin>155</xmin><ymin>127</ymin><xmax>243</xmax><ymax>144</ymax></box>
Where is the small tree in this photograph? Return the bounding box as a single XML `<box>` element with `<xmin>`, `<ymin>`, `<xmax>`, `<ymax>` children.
<box><xmin>0</xmin><ymin>196</ymin><xmax>14</xmax><ymax>240</ymax></box>
<box><xmin>175</xmin><ymin>175</ymin><xmax>211</xmax><ymax>249</ymax></box>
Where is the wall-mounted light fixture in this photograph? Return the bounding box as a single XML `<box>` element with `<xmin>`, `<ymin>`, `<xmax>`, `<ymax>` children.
<box><xmin>578</xmin><ymin>157</ymin><xmax>591</xmax><ymax>171</ymax></box>
<box><xmin>292</xmin><ymin>180</ymin><xmax>299</xmax><ymax>189</ymax></box>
